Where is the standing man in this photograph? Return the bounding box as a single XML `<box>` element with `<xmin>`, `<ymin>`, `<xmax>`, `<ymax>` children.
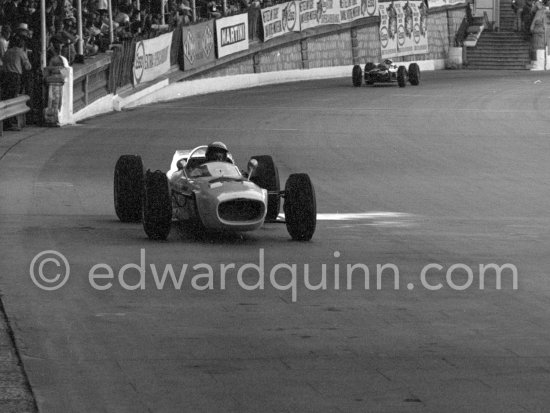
<box><xmin>0</xmin><ymin>25</ymin><xmax>11</xmax><ymax>58</ymax></box>
<box><xmin>1</xmin><ymin>36</ymin><xmax>31</xmax><ymax>131</ymax></box>
<box><xmin>512</xmin><ymin>0</ymin><xmax>526</xmax><ymax>31</ymax></box>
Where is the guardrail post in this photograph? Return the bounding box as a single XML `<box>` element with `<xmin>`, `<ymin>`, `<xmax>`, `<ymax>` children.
<box><xmin>301</xmin><ymin>39</ymin><xmax>309</xmax><ymax>69</ymax></box>
<box><xmin>43</xmin><ymin>62</ymin><xmax>74</xmax><ymax>126</ymax></box>
<box><xmin>84</xmin><ymin>74</ymin><xmax>89</xmax><ymax>107</ymax></box>
<box><xmin>253</xmin><ymin>53</ymin><xmax>261</xmax><ymax>73</ymax></box>
<box><xmin>43</xmin><ymin>69</ymin><xmax>65</xmax><ymax>126</ymax></box>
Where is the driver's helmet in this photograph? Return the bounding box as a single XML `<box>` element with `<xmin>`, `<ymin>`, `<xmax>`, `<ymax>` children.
<box><xmin>205</xmin><ymin>141</ymin><xmax>229</xmax><ymax>162</ymax></box>
<box><xmin>383</xmin><ymin>58</ymin><xmax>394</xmax><ymax>66</ymax></box>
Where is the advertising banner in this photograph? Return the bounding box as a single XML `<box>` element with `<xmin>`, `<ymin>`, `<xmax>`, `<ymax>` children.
<box><xmin>396</xmin><ymin>1</ymin><xmax>415</xmax><ymax>56</ymax></box>
<box><xmin>411</xmin><ymin>1</ymin><xmax>428</xmax><ymax>53</ymax></box>
<box><xmin>445</xmin><ymin>0</ymin><xmax>466</xmax><ymax>5</ymax></box>
<box><xmin>339</xmin><ymin>0</ymin><xmax>362</xmax><ymax>24</ymax></box>
<box><xmin>297</xmin><ymin>0</ymin><xmax>340</xmax><ymax>31</ymax></box>
<box><xmin>428</xmin><ymin>0</ymin><xmax>446</xmax><ymax>7</ymax></box>
<box><xmin>359</xmin><ymin>0</ymin><xmax>379</xmax><ymax>18</ymax></box>
<box><xmin>262</xmin><ymin>1</ymin><xmax>300</xmax><ymax>41</ymax></box>
<box><xmin>379</xmin><ymin>2</ymin><xmax>398</xmax><ymax>58</ymax></box>
<box><xmin>133</xmin><ymin>31</ymin><xmax>173</xmax><ymax>85</ymax></box>
<box><xmin>216</xmin><ymin>13</ymin><xmax>249</xmax><ymax>58</ymax></box>
<box><xmin>182</xmin><ymin>20</ymin><xmax>216</xmax><ymax>71</ymax></box>
<box><xmin>379</xmin><ymin>1</ymin><xmax>427</xmax><ymax>58</ymax></box>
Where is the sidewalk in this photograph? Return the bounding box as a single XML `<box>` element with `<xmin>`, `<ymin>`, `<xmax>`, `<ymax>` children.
<box><xmin>0</xmin><ymin>127</ymin><xmax>41</xmax><ymax>413</ymax></box>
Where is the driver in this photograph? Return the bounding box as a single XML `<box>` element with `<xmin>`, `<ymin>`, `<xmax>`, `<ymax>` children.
<box><xmin>205</xmin><ymin>141</ymin><xmax>233</xmax><ymax>163</ymax></box>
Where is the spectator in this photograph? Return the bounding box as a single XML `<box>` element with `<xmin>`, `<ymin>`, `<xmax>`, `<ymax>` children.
<box><xmin>530</xmin><ymin>0</ymin><xmax>547</xmax><ymax>44</ymax></box>
<box><xmin>17</xmin><ymin>0</ymin><xmax>34</xmax><ymax>24</ymax></box>
<box><xmin>248</xmin><ymin>0</ymin><xmax>260</xmax><ymax>39</ymax></box>
<box><xmin>522</xmin><ymin>0</ymin><xmax>534</xmax><ymax>36</ymax></box>
<box><xmin>118</xmin><ymin>0</ymin><xmax>134</xmax><ymax>14</ymax></box>
<box><xmin>52</xmin><ymin>19</ymin><xmax>77</xmax><ymax>64</ymax></box>
<box><xmin>14</xmin><ymin>22</ymin><xmax>31</xmax><ymax>41</ymax></box>
<box><xmin>180</xmin><ymin>0</ymin><xmax>192</xmax><ymax>21</ymax></box>
<box><xmin>239</xmin><ymin>0</ymin><xmax>249</xmax><ymax>12</ymax></box>
<box><xmin>512</xmin><ymin>0</ymin><xmax>526</xmax><ymax>31</ymax></box>
<box><xmin>0</xmin><ymin>24</ymin><xmax>10</xmax><ymax>58</ymax></box>
<box><xmin>4</xmin><ymin>0</ymin><xmax>22</xmax><ymax>29</ymax></box>
<box><xmin>206</xmin><ymin>0</ymin><xmax>222</xmax><ymax>18</ymax></box>
<box><xmin>0</xmin><ymin>35</ymin><xmax>31</xmax><ymax>130</ymax></box>
<box><xmin>47</xmin><ymin>33</ymin><xmax>68</xmax><ymax>66</ymax></box>
<box><xmin>81</xmin><ymin>18</ymin><xmax>99</xmax><ymax>55</ymax></box>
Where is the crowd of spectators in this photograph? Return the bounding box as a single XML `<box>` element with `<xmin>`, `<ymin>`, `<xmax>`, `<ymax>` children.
<box><xmin>0</xmin><ymin>0</ymin><xmax>273</xmax><ymax>112</ymax></box>
<box><xmin>512</xmin><ymin>0</ymin><xmax>549</xmax><ymax>37</ymax></box>
<box><xmin>0</xmin><ymin>0</ymin><xmax>276</xmax><ymax>69</ymax></box>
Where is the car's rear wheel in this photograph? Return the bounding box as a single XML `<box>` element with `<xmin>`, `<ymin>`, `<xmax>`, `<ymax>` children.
<box><xmin>284</xmin><ymin>173</ymin><xmax>316</xmax><ymax>241</ymax></box>
<box><xmin>364</xmin><ymin>62</ymin><xmax>375</xmax><ymax>84</ymax></box>
<box><xmin>397</xmin><ymin>66</ymin><xmax>407</xmax><ymax>87</ymax></box>
<box><xmin>352</xmin><ymin>65</ymin><xmax>362</xmax><ymax>87</ymax></box>
<box><xmin>408</xmin><ymin>63</ymin><xmax>420</xmax><ymax>85</ymax></box>
<box><xmin>114</xmin><ymin>155</ymin><xmax>143</xmax><ymax>222</ymax></box>
<box><xmin>250</xmin><ymin>155</ymin><xmax>280</xmax><ymax>221</ymax></box>
<box><xmin>143</xmin><ymin>170</ymin><xmax>172</xmax><ymax>240</ymax></box>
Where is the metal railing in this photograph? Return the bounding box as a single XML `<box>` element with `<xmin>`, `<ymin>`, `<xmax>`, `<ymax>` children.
<box><xmin>0</xmin><ymin>95</ymin><xmax>30</xmax><ymax>135</ymax></box>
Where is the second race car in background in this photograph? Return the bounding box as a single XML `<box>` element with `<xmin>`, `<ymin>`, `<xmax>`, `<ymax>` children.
<box><xmin>352</xmin><ymin>59</ymin><xmax>421</xmax><ymax>88</ymax></box>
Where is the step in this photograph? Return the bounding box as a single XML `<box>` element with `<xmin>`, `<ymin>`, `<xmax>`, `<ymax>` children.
<box><xmin>479</xmin><ymin>34</ymin><xmax>526</xmax><ymax>39</ymax></box>
<box><xmin>475</xmin><ymin>40</ymin><xmax>530</xmax><ymax>46</ymax></box>
<box><xmin>465</xmin><ymin>66</ymin><xmax>531</xmax><ymax>70</ymax></box>
<box><xmin>465</xmin><ymin>53</ymin><xmax>530</xmax><ymax>60</ymax></box>
<box><xmin>465</xmin><ymin>59</ymin><xmax>531</xmax><ymax>66</ymax></box>
<box><xmin>469</xmin><ymin>47</ymin><xmax>530</xmax><ymax>51</ymax></box>
<box><xmin>466</xmin><ymin>62</ymin><xmax>530</xmax><ymax>67</ymax></box>
<box><xmin>466</xmin><ymin>51</ymin><xmax>530</xmax><ymax>57</ymax></box>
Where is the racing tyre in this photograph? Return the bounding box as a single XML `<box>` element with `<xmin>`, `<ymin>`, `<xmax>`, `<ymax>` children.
<box><xmin>284</xmin><ymin>173</ymin><xmax>316</xmax><ymax>241</ymax></box>
<box><xmin>364</xmin><ymin>62</ymin><xmax>375</xmax><ymax>84</ymax></box>
<box><xmin>352</xmin><ymin>65</ymin><xmax>363</xmax><ymax>87</ymax></box>
<box><xmin>143</xmin><ymin>170</ymin><xmax>172</xmax><ymax>240</ymax></box>
<box><xmin>250</xmin><ymin>155</ymin><xmax>280</xmax><ymax>221</ymax></box>
<box><xmin>397</xmin><ymin>66</ymin><xmax>407</xmax><ymax>88</ymax></box>
<box><xmin>408</xmin><ymin>63</ymin><xmax>420</xmax><ymax>85</ymax></box>
<box><xmin>114</xmin><ymin>155</ymin><xmax>144</xmax><ymax>222</ymax></box>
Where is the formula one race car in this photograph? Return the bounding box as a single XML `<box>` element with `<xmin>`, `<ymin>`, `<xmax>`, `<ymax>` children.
<box><xmin>113</xmin><ymin>144</ymin><xmax>316</xmax><ymax>241</ymax></box>
<box><xmin>352</xmin><ymin>59</ymin><xmax>420</xmax><ymax>88</ymax></box>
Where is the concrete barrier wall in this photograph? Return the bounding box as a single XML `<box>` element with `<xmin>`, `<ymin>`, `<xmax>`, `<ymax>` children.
<box><xmin>258</xmin><ymin>43</ymin><xmax>303</xmax><ymax>72</ymax></box>
<box><xmin>356</xmin><ymin>25</ymin><xmax>383</xmax><ymax>63</ymax></box>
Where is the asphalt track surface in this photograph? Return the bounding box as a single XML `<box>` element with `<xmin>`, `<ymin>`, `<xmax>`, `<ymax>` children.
<box><xmin>1</xmin><ymin>70</ymin><xmax>550</xmax><ymax>412</ymax></box>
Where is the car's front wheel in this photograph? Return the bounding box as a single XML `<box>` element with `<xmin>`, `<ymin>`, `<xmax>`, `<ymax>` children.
<box><xmin>408</xmin><ymin>63</ymin><xmax>420</xmax><ymax>85</ymax></box>
<box><xmin>250</xmin><ymin>155</ymin><xmax>280</xmax><ymax>221</ymax></box>
<box><xmin>114</xmin><ymin>155</ymin><xmax>143</xmax><ymax>222</ymax></box>
<box><xmin>143</xmin><ymin>170</ymin><xmax>172</xmax><ymax>240</ymax></box>
<box><xmin>397</xmin><ymin>66</ymin><xmax>407</xmax><ymax>87</ymax></box>
<box><xmin>352</xmin><ymin>65</ymin><xmax>363</xmax><ymax>87</ymax></box>
<box><xmin>284</xmin><ymin>173</ymin><xmax>316</xmax><ymax>241</ymax></box>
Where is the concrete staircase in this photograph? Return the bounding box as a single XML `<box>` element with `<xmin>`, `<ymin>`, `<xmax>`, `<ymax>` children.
<box><xmin>465</xmin><ymin>31</ymin><xmax>531</xmax><ymax>69</ymax></box>
<box><xmin>464</xmin><ymin>0</ymin><xmax>531</xmax><ymax>70</ymax></box>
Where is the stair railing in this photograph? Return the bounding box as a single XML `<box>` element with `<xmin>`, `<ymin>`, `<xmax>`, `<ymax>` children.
<box><xmin>455</xmin><ymin>17</ymin><xmax>469</xmax><ymax>46</ymax></box>
<box><xmin>483</xmin><ymin>11</ymin><xmax>494</xmax><ymax>31</ymax></box>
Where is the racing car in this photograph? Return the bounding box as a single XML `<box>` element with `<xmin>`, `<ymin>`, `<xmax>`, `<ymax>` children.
<box><xmin>352</xmin><ymin>59</ymin><xmax>420</xmax><ymax>88</ymax></box>
<box><xmin>113</xmin><ymin>145</ymin><xmax>316</xmax><ymax>241</ymax></box>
